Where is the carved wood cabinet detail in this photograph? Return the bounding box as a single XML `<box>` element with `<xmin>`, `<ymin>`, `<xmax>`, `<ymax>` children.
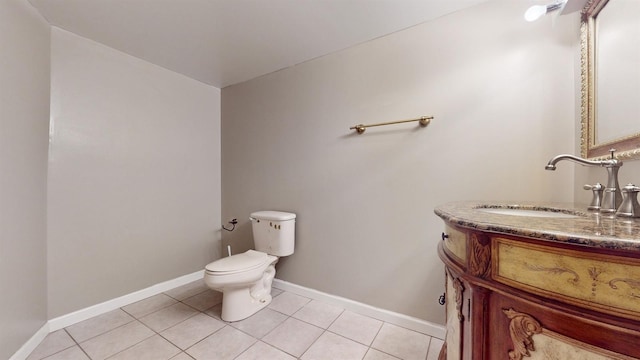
<box><xmin>438</xmin><ymin>223</ymin><xmax>640</xmax><ymax>360</ymax></box>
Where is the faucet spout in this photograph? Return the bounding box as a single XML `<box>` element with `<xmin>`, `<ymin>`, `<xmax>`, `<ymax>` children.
<box><xmin>545</xmin><ymin>150</ymin><xmax>623</xmax><ymax>213</ymax></box>
<box><xmin>544</xmin><ymin>154</ymin><xmax>617</xmax><ymax>170</ymax></box>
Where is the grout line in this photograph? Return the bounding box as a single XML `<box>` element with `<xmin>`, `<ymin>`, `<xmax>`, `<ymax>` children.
<box><xmin>424</xmin><ymin>336</ymin><xmax>434</xmax><ymax>360</ymax></box>
<box><xmin>66</xmin><ymin>312</ymin><xmax>136</xmax><ymax>346</ymax></box>
<box><xmin>152</xmin><ymin>310</ymin><xmax>218</xmax><ymax>357</ymax></box>
<box><xmin>230</xmin><ymin>339</ymin><xmax>254</xmax><ymax>360</ymax></box>
<box><xmin>365</xmin><ymin>347</ymin><xmax>402</xmax><ymax>360</ymax></box>
<box><xmin>297</xmin><ymin>329</ymin><xmax>321</xmax><ymax>359</ymax></box>
<box><xmin>63</xmin><ymin>328</ymin><xmax>93</xmax><ymax>360</ymax></box>
<box><xmin>155</xmin><ymin>331</ymin><xmax>184</xmax><ymax>355</ymax></box>
<box><xmin>100</xmin><ymin>321</ymin><xmax>156</xmax><ymax>360</ymax></box>
<box><xmin>180</xmin><ymin>323</ymin><xmax>229</xmax><ymax>355</ymax></box>
<box><xmin>324</xmin><ymin>308</ymin><xmax>346</xmax><ymax>330</ymax></box>
<box><xmin>29</xmin><ymin>330</ymin><xmax>76</xmax><ymax>360</ymax></box>
<box><xmin>121</xmin><ymin>294</ymin><xmax>180</xmax><ymax>320</ymax></box>
<box><xmin>369</xmin><ymin>319</ymin><xmax>385</xmax><ymax>348</ymax></box>
<box><xmin>162</xmin><ymin>284</ymin><xmax>210</xmax><ymax>302</ymax></box>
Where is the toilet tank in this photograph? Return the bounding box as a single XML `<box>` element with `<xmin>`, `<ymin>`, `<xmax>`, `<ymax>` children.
<box><xmin>250</xmin><ymin>211</ymin><xmax>296</xmax><ymax>256</ymax></box>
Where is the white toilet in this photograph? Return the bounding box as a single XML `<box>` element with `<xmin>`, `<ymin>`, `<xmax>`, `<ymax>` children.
<box><xmin>204</xmin><ymin>210</ymin><xmax>296</xmax><ymax>322</ymax></box>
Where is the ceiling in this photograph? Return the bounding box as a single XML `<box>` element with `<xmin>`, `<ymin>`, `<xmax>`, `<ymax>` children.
<box><xmin>29</xmin><ymin>0</ymin><xmax>492</xmax><ymax>88</ymax></box>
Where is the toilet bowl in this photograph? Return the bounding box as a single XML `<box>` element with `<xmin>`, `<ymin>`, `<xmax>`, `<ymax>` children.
<box><xmin>204</xmin><ymin>210</ymin><xmax>296</xmax><ymax>322</ymax></box>
<box><xmin>205</xmin><ymin>250</ymin><xmax>278</xmax><ymax>321</ymax></box>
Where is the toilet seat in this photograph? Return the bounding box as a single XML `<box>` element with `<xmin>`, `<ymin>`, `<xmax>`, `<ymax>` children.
<box><xmin>205</xmin><ymin>250</ymin><xmax>270</xmax><ymax>275</ymax></box>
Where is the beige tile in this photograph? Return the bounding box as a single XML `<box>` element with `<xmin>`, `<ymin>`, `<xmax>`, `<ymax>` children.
<box><xmin>186</xmin><ymin>326</ymin><xmax>256</xmax><ymax>360</ymax></box>
<box><xmin>371</xmin><ymin>323</ymin><xmax>430</xmax><ymax>360</ymax></box>
<box><xmin>293</xmin><ymin>300</ymin><xmax>343</xmax><ymax>329</ymax></box>
<box><xmin>267</xmin><ymin>292</ymin><xmax>310</xmax><ymax>316</ymax></box>
<box><xmin>271</xmin><ymin>288</ymin><xmax>283</xmax><ymax>297</ymax></box>
<box><xmin>170</xmin><ymin>353</ymin><xmax>195</xmax><ymax>360</ymax></box>
<box><xmin>161</xmin><ymin>313</ymin><xmax>226</xmax><ymax>350</ymax></box>
<box><xmin>235</xmin><ymin>341</ymin><xmax>296</xmax><ymax>360</ymax></box>
<box><xmin>41</xmin><ymin>346</ymin><xmax>90</xmax><ymax>360</ymax></box>
<box><xmin>230</xmin><ymin>308</ymin><xmax>287</xmax><ymax>338</ymax></box>
<box><xmin>79</xmin><ymin>320</ymin><xmax>154</xmax><ymax>360</ymax></box>
<box><xmin>426</xmin><ymin>338</ymin><xmax>444</xmax><ymax>360</ymax></box>
<box><xmin>169</xmin><ymin>353</ymin><xmax>194</xmax><ymax>360</ymax></box>
<box><xmin>262</xmin><ymin>317</ymin><xmax>323</xmax><ymax>357</ymax></box>
<box><xmin>363</xmin><ymin>348</ymin><xmax>400</xmax><ymax>360</ymax></box>
<box><xmin>327</xmin><ymin>311</ymin><xmax>382</xmax><ymax>346</ymax></box>
<box><xmin>139</xmin><ymin>302</ymin><xmax>199</xmax><ymax>332</ymax></box>
<box><xmin>122</xmin><ymin>294</ymin><xmax>177</xmax><ymax>318</ymax></box>
<box><xmin>27</xmin><ymin>330</ymin><xmax>75</xmax><ymax>360</ymax></box>
<box><xmin>108</xmin><ymin>335</ymin><xmax>180</xmax><ymax>360</ymax></box>
<box><xmin>301</xmin><ymin>331</ymin><xmax>368</xmax><ymax>360</ymax></box>
<box><xmin>164</xmin><ymin>280</ymin><xmax>209</xmax><ymax>301</ymax></box>
<box><xmin>182</xmin><ymin>290</ymin><xmax>222</xmax><ymax>311</ymax></box>
<box><xmin>66</xmin><ymin>309</ymin><xmax>134</xmax><ymax>343</ymax></box>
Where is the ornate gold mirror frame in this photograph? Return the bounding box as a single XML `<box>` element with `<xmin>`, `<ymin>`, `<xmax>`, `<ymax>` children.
<box><xmin>581</xmin><ymin>0</ymin><xmax>640</xmax><ymax>160</ymax></box>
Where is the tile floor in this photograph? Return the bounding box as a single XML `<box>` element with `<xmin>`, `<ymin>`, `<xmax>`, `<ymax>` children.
<box><xmin>26</xmin><ymin>280</ymin><xmax>444</xmax><ymax>360</ymax></box>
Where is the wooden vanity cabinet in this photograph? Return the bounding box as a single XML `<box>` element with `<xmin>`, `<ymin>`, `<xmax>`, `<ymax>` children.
<box><xmin>438</xmin><ymin>223</ymin><xmax>640</xmax><ymax>360</ymax></box>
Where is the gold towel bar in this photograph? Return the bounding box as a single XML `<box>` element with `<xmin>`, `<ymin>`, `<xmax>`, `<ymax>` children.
<box><xmin>350</xmin><ymin>116</ymin><xmax>433</xmax><ymax>134</ymax></box>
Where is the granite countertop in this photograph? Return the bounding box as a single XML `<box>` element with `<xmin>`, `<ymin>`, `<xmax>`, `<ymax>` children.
<box><xmin>434</xmin><ymin>201</ymin><xmax>640</xmax><ymax>252</ymax></box>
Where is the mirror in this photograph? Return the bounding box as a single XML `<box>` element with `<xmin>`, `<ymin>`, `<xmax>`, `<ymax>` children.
<box><xmin>581</xmin><ymin>0</ymin><xmax>640</xmax><ymax>160</ymax></box>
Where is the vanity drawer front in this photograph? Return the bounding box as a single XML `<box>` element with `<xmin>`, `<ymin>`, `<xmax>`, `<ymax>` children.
<box><xmin>443</xmin><ymin>225</ymin><xmax>466</xmax><ymax>264</ymax></box>
<box><xmin>493</xmin><ymin>237</ymin><xmax>640</xmax><ymax>320</ymax></box>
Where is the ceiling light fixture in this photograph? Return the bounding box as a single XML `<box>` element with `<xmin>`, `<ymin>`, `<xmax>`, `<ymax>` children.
<box><xmin>524</xmin><ymin>0</ymin><xmax>567</xmax><ymax>22</ymax></box>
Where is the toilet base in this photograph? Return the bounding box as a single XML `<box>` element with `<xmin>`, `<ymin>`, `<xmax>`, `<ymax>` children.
<box><xmin>216</xmin><ymin>262</ymin><xmax>277</xmax><ymax>322</ymax></box>
<box><xmin>221</xmin><ymin>287</ymin><xmax>272</xmax><ymax>322</ymax></box>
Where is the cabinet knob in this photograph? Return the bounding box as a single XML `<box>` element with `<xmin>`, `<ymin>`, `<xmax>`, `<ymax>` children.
<box><xmin>438</xmin><ymin>293</ymin><xmax>446</xmax><ymax>305</ymax></box>
<box><xmin>441</xmin><ymin>232</ymin><xmax>449</xmax><ymax>241</ymax></box>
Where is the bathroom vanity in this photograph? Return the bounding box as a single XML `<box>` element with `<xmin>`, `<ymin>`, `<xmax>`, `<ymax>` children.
<box><xmin>435</xmin><ymin>201</ymin><xmax>640</xmax><ymax>360</ymax></box>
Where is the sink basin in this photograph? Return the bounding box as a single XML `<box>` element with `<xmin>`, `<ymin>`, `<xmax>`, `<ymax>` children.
<box><xmin>477</xmin><ymin>208</ymin><xmax>580</xmax><ymax>219</ymax></box>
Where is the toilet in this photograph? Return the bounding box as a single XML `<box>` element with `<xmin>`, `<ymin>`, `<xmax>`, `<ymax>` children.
<box><xmin>204</xmin><ymin>210</ymin><xmax>296</xmax><ymax>322</ymax></box>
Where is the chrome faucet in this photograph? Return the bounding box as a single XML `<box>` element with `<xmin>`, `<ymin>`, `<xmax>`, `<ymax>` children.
<box><xmin>545</xmin><ymin>149</ymin><xmax>623</xmax><ymax>213</ymax></box>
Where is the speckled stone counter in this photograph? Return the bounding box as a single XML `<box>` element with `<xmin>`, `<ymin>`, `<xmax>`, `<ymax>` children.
<box><xmin>434</xmin><ymin>201</ymin><xmax>640</xmax><ymax>252</ymax></box>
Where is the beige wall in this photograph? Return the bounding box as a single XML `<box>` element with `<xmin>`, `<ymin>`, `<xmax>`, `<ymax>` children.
<box><xmin>0</xmin><ymin>0</ymin><xmax>51</xmax><ymax>358</ymax></box>
<box><xmin>47</xmin><ymin>28</ymin><xmax>222</xmax><ymax>318</ymax></box>
<box><xmin>222</xmin><ymin>0</ymin><xmax>578</xmax><ymax>324</ymax></box>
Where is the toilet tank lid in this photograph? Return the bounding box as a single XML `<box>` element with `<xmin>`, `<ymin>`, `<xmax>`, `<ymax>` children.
<box><xmin>251</xmin><ymin>211</ymin><xmax>296</xmax><ymax>221</ymax></box>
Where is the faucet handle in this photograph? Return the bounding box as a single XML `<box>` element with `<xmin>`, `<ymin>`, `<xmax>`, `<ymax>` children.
<box><xmin>583</xmin><ymin>183</ymin><xmax>604</xmax><ymax>191</ymax></box>
<box><xmin>622</xmin><ymin>183</ymin><xmax>640</xmax><ymax>192</ymax></box>
<box><xmin>616</xmin><ymin>183</ymin><xmax>640</xmax><ymax>218</ymax></box>
<box><xmin>584</xmin><ymin>183</ymin><xmax>604</xmax><ymax>211</ymax></box>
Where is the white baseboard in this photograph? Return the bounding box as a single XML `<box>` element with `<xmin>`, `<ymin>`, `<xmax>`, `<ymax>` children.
<box><xmin>273</xmin><ymin>279</ymin><xmax>445</xmax><ymax>340</ymax></box>
<box><xmin>9</xmin><ymin>323</ymin><xmax>50</xmax><ymax>360</ymax></box>
<box><xmin>48</xmin><ymin>270</ymin><xmax>204</xmax><ymax>331</ymax></box>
